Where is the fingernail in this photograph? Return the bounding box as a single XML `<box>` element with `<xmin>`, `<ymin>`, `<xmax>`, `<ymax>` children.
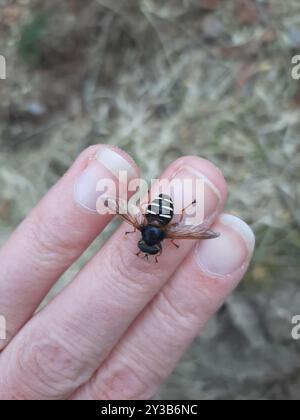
<box><xmin>171</xmin><ymin>167</ymin><xmax>222</xmax><ymax>223</ymax></box>
<box><xmin>196</xmin><ymin>214</ymin><xmax>255</xmax><ymax>276</ymax></box>
<box><xmin>74</xmin><ymin>147</ymin><xmax>137</xmax><ymax>213</ymax></box>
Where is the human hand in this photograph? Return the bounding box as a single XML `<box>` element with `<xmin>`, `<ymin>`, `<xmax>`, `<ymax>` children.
<box><xmin>0</xmin><ymin>145</ymin><xmax>255</xmax><ymax>400</ymax></box>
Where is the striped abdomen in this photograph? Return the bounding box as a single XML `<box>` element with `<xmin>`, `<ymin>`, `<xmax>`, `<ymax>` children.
<box><xmin>146</xmin><ymin>194</ymin><xmax>174</xmax><ymax>225</ymax></box>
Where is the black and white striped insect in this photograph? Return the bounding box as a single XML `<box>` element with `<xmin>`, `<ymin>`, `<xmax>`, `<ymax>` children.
<box><xmin>104</xmin><ymin>193</ymin><xmax>219</xmax><ymax>263</ymax></box>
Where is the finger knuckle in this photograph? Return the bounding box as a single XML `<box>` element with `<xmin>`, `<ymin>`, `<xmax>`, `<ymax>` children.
<box><xmin>154</xmin><ymin>287</ymin><xmax>201</xmax><ymax>334</ymax></box>
<box><xmin>89</xmin><ymin>361</ymin><xmax>156</xmax><ymax>400</ymax></box>
<box><xmin>15</xmin><ymin>330</ymin><xmax>91</xmax><ymax>398</ymax></box>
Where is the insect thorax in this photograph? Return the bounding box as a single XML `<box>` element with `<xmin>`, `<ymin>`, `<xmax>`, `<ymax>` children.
<box><xmin>141</xmin><ymin>225</ymin><xmax>165</xmax><ymax>246</ymax></box>
<box><xmin>146</xmin><ymin>194</ymin><xmax>174</xmax><ymax>225</ymax></box>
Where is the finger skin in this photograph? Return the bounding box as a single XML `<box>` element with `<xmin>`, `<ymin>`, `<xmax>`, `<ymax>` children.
<box><xmin>0</xmin><ymin>156</ymin><xmax>227</xmax><ymax>400</ymax></box>
<box><xmin>0</xmin><ymin>145</ymin><xmax>139</xmax><ymax>350</ymax></box>
<box><xmin>72</xmin><ymin>214</ymin><xmax>255</xmax><ymax>400</ymax></box>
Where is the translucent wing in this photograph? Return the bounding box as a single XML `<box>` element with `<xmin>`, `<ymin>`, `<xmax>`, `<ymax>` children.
<box><xmin>103</xmin><ymin>197</ymin><xmax>145</xmax><ymax>231</ymax></box>
<box><xmin>166</xmin><ymin>223</ymin><xmax>220</xmax><ymax>240</ymax></box>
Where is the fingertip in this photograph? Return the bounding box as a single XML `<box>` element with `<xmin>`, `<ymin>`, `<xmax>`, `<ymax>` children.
<box><xmin>71</xmin><ymin>144</ymin><xmax>140</xmax><ymax>178</ymax></box>
<box><xmin>196</xmin><ymin>213</ymin><xmax>255</xmax><ymax>278</ymax></box>
<box><xmin>98</xmin><ymin>144</ymin><xmax>140</xmax><ymax>179</ymax></box>
<box><xmin>73</xmin><ymin>145</ymin><xmax>139</xmax><ymax>213</ymax></box>
<box><xmin>219</xmin><ymin>214</ymin><xmax>256</xmax><ymax>255</ymax></box>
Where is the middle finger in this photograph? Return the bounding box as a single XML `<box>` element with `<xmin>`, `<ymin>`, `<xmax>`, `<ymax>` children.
<box><xmin>0</xmin><ymin>156</ymin><xmax>227</xmax><ymax>400</ymax></box>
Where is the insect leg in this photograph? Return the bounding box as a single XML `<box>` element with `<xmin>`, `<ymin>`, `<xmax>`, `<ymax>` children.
<box><xmin>155</xmin><ymin>248</ymin><xmax>162</xmax><ymax>264</ymax></box>
<box><xmin>178</xmin><ymin>200</ymin><xmax>197</xmax><ymax>223</ymax></box>
<box><xmin>125</xmin><ymin>228</ymin><xmax>137</xmax><ymax>236</ymax></box>
<box><xmin>171</xmin><ymin>240</ymin><xmax>180</xmax><ymax>249</ymax></box>
<box><xmin>136</xmin><ymin>251</ymin><xmax>149</xmax><ymax>261</ymax></box>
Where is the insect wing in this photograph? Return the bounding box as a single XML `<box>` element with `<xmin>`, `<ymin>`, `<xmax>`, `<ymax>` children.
<box><xmin>166</xmin><ymin>223</ymin><xmax>220</xmax><ymax>240</ymax></box>
<box><xmin>103</xmin><ymin>197</ymin><xmax>144</xmax><ymax>230</ymax></box>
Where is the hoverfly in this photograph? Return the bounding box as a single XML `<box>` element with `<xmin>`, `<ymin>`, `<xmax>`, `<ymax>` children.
<box><xmin>104</xmin><ymin>193</ymin><xmax>219</xmax><ymax>263</ymax></box>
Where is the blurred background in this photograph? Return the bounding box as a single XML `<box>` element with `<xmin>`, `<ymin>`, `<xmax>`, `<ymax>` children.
<box><xmin>0</xmin><ymin>0</ymin><xmax>300</xmax><ymax>400</ymax></box>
